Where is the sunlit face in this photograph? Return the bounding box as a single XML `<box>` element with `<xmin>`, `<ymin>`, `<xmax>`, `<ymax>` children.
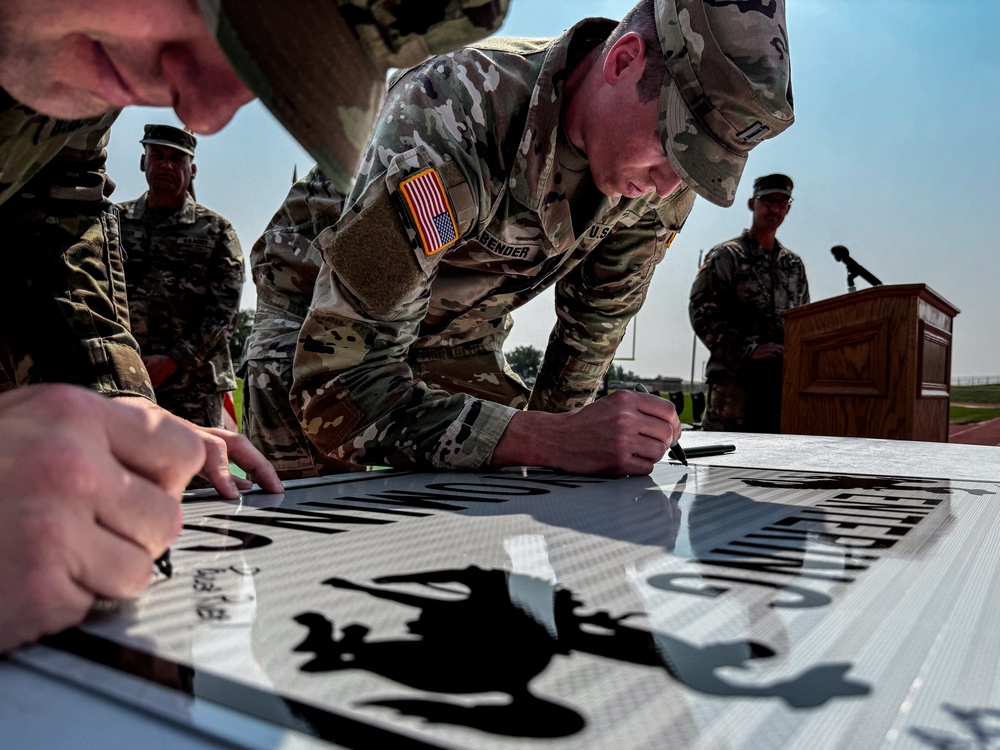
<box><xmin>580</xmin><ymin>37</ymin><xmax>682</xmax><ymax>202</ymax></box>
<box><xmin>749</xmin><ymin>193</ymin><xmax>792</xmax><ymax>232</ymax></box>
<box><xmin>142</xmin><ymin>145</ymin><xmax>195</xmax><ymax>204</ymax></box>
<box><xmin>0</xmin><ymin>0</ymin><xmax>253</xmax><ymax>133</ymax></box>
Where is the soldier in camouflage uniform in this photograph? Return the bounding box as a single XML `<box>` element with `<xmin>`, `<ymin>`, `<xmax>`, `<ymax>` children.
<box><xmin>0</xmin><ymin>104</ymin><xmax>154</xmax><ymax>399</ymax></box>
<box><xmin>243</xmin><ymin>0</ymin><xmax>795</xmax><ymax>478</ymax></box>
<box><xmin>689</xmin><ymin>173</ymin><xmax>810</xmax><ymax>433</ymax></box>
<box><xmin>0</xmin><ymin>0</ymin><xmax>507</xmax><ymax>652</ymax></box>
<box><xmin>118</xmin><ymin>124</ymin><xmax>244</xmax><ymax>429</ymax></box>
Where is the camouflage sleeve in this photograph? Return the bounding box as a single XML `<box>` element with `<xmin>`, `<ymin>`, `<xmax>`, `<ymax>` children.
<box><xmin>528</xmin><ymin>210</ymin><xmax>672</xmax><ymax>412</ymax></box>
<box><xmin>244</xmin><ymin>166</ymin><xmax>342</xmax><ymax>364</ymax></box>
<box><xmin>0</xmin><ymin>111</ymin><xmax>154</xmax><ymax>399</ymax></box>
<box><xmin>167</xmin><ymin>219</ymin><xmax>245</xmax><ymax>370</ymax></box>
<box><xmin>688</xmin><ymin>244</ymin><xmax>753</xmax><ymax>372</ymax></box>
<box><xmin>290</xmin><ymin>54</ymin><xmax>522</xmax><ymax>470</ymax></box>
<box><xmin>797</xmin><ymin>260</ymin><xmax>810</xmax><ymax>307</ymax></box>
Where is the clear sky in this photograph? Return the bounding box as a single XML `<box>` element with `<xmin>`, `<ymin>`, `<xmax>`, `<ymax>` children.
<box><xmin>106</xmin><ymin>0</ymin><xmax>1000</xmax><ymax>381</ymax></box>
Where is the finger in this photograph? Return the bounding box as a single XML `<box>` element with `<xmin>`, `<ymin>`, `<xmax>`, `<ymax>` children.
<box><xmin>222</xmin><ymin>433</ymin><xmax>283</xmax><ymax>493</ymax></box>
<box><xmin>14</xmin><ymin>572</ymin><xmax>94</xmax><ymax>649</ymax></box>
<box><xmin>103</xmin><ymin>399</ymin><xmax>205</xmax><ymax>497</ymax></box>
<box><xmin>195</xmin><ymin>430</ymin><xmax>241</xmax><ymax>499</ymax></box>
<box><xmin>634</xmin><ymin>412</ymin><xmax>678</xmax><ymax>448</ymax></box>
<box><xmin>4</xmin><ymin>517</ymin><xmax>96</xmax><ymax>651</ymax></box>
<box><xmin>90</xmin><ymin>461</ymin><xmax>184</xmax><ymax>556</ymax></box>
<box><xmin>631</xmin><ymin>434</ymin><xmax>669</xmax><ymax>463</ymax></box>
<box><xmin>72</xmin><ymin>521</ymin><xmax>157</xmax><ymax>601</ymax></box>
<box><xmin>633</xmin><ymin>393</ymin><xmax>677</xmax><ymax>420</ymax></box>
<box><xmin>610</xmin><ymin>453</ymin><xmax>657</xmax><ymax>477</ymax></box>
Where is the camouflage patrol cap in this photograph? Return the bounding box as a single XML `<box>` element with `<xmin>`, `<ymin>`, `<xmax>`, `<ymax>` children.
<box><xmin>752</xmin><ymin>173</ymin><xmax>793</xmax><ymax>198</ymax></box>
<box><xmin>140</xmin><ymin>124</ymin><xmax>197</xmax><ymax>156</ymax></box>
<box><xmin>655</xmin><ymin>0</ymin><xmax>794</xmax><ymax>207</ymax></box>
<box><xmin>196</xmin><ymin>0</ymin><xmax>510</xmax><ymax>190</ymax></box>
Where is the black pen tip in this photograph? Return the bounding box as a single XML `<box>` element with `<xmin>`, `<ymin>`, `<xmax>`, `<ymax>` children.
<box><xmin>670</xmin><ymin>444</ymin><xmax>689</xmax><ymax>466</ymax></box>
<box><xmin>155</xmin><ymin>550</ymin><xmax>173</xmax><ymax>579</ymax></box>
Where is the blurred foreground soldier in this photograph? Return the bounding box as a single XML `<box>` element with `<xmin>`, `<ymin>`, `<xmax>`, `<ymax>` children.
<box><xmin>689</xmin><ymin>173</ymin><xmax>809</xmax><ymax>433</ymax></box>
<box><xmin>118</xmin><ymin>125</ymin><xmax>243</xmax><ymax>429</ymax></box>
<box><xmin>0</xmin><ymin>0</ymin><xmax>508</xmax><ymax>653</ymax></box>
<box><xmin>244</xmin><ymin>0</ymin><xmax>795</xmax><ymax>479</ymax></box>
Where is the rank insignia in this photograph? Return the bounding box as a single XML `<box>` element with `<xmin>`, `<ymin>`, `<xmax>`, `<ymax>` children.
<box><xmin>399</xmin><ymin>168</ymin><xmax>458</xmax><ymax>256</ymax></box>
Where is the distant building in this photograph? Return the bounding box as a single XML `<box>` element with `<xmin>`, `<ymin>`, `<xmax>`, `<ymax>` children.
<box><xmin>609</xmin><ymin>377</ymin><xmax>685</xmax><ymax>393</ymax></box>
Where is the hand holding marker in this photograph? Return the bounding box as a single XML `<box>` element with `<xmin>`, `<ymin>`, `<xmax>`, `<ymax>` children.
<box><xmin>634</xmin><ymin>383</ymin><xmax>688</xmax><ymax>466</ymax></box>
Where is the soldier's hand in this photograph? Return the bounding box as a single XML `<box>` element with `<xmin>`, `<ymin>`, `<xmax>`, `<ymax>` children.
<box><xmin>191</xmin><ymin>426</ymin><xmax>284</xmax><ymax>496</ymax></box>
<box><xmin>116</xmin><ymin>397</ymin><xmax>282</xmax><ymax>498</ymax></box>
<box><xmin>0</xmin><ymin>384</ymin><xmax>200</xmax><ymax>653</ymax></box>
<box><xmin>751</xmin><ymin>342</ymin><xmax>783</xmax><ymax>360</ymax></box>
<box><xmin>141</xmin><ymin>354</ymin><xmax>179</xmax><ymax>388</ymax></box>
<box><xmin>492</xmin><ymin>390</ymin><xmax>681</xmax><ymax>476</ymax></box>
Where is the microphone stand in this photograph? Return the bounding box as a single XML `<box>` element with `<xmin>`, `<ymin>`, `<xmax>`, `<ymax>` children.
<box><xmin>831</xmin><ymin>245</ymin><xmax>883</xmax><ymax>292</ymax></box>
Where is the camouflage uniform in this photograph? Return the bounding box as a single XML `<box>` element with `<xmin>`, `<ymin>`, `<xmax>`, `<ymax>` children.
<box><xmin>263</xmin><ymin>19</ymin><xmax>694</xmax><ymax>474</ymax></box>
<box><xmin>689</xmin><ymin>229</ymin><xmax>809</xmax><ymax>432</ymax></box>
<box><xmin>241</xmin><ymin>167</ymin><xmax>358</xmax><ymax>476</ymax></box>
<box><xmin>0</xmin><ymin>92</ymin><xmax>153</xmax><ymax>398</ymax></box>
<box><xmin>118</xmin><ymin>193</ymin><xmax>243</xmax><ymax>428</ymax></box>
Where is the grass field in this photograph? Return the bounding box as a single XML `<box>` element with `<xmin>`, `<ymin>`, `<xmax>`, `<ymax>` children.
<box><xmin>951</xmin><ymin>383</ymin><xmax>1000</xmax><ymax>405</ymax></box>
<box><xmin>949</xmin><ymin>384</ymin><xmax>1000</xmax><ymax>425</ymax></box>
<box><xmin>950</xmin><ymin>405</ymin><xmax>1000</xmax><ymax>425</ymax></box>
<box><xmin>669</xmin><ymin>384</ymin><xmax>1000</xmax><ymax>427</ymax></box>
<box><xmin>233</xmin><ymin>378</ymin><xmax>243</xmax><ymax>432</ymax></box>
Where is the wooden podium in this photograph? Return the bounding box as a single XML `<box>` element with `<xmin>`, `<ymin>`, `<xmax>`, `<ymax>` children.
<box><xmin>781</xmin><ymin>284</ymin><xmax>959</xmax><ymax>441</ymax></box>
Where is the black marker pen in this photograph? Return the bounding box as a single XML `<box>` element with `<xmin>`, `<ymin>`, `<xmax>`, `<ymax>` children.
<box><xmin>634</xmin><ymin>383</ymin><xmax>688</xmax><ymax>466</ymax></box>
<box><xmin>684</xmin><ymin>444</ymin><xmax>736</xmax><ymax>459</ymax></box>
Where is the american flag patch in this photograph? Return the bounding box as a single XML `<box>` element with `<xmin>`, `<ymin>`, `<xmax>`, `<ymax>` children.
<box><xmin>399</xmin><ymin>168</ymin><xmax>458</xmax><ymax>256</ymax></box>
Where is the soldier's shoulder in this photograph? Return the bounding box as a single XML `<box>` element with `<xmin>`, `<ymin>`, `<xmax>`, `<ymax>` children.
<box><xmin>784</xmin><ymin>246</ymin><xmax>806</xmax><ymax>263</ymax></box>
<box><xmin>395</xmin><ymin>36</ymin><xmax>543</xmax><ymax>99</ymax></box>
<box><xmin>192</xmin><ymin>202</ymin><xmax>235</xmax><ymax>227</ymax></box>
<box><xmin>115</xmin><ymin>198</ymin><xmax>143</xmax><ymax>221</ymax></box>
<box><xmin>469</xmin><ymin>36</ymin><xmax>552</xmax><ymax>58</ymax></box>
<box><xmin>707</xmin><ymin>237</ymin><xmax>746</xmax><ymax>261</ymax></box>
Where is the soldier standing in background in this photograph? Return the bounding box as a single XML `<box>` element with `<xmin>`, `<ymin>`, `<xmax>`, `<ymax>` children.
<box><xmin>118</xmin><ymin>124</ymin><xmax>243</xmax><ymax>429</ymax></box>
<box><xmin>245</xmin><ymin>0</ymin><xmax>796</xmax><ymax>479</ymax></box>
<box><xmin>689</xmin><ymin>173</ymin><xmax>810</xmax><ymax>433</ymax></box>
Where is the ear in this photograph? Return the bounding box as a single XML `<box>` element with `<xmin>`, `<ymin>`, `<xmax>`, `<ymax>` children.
<box><xmin>603</xmin><ymin>32</ymin><xmax>646</xmax><ymax>86</ymax></box>
<box><xmin>190</xmin><ymin>163</ymin><xmax>197</xmax><ymax>180</ymax></box>
<box><xmin>747</xmin><ymin>197</ymin><xmax>755</xmax><ymax>211</ymax></box>
<box><xmin>140</xmin><ymin>154</ymin><xmax>147</xmax><ymax>172</ymax></box>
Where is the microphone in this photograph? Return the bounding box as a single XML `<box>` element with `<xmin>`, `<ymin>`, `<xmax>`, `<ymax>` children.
<box><xmin>831</xmin><ymin>245</ymin><xmax>883</xmax><ymax>291</ymax></box>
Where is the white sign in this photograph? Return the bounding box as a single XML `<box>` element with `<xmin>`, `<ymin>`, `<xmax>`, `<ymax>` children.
<box><xmin>36</xmin><ymin>464</ymin><xmax>1000</xmax><ymax>748</ymax></box>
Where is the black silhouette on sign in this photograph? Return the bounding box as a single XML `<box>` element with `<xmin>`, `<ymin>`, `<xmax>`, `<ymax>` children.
<box><xmin>911</xmin><ymin>703</ymin><xmax>1000</xmax><ymax>749</ymax></box>
<box><xmin>293</xmin><ymin>566</ymin><xmax>869</xmax><ymax>738</ymax></box>
<box><xmin>741</xmin><ymin>474</ymin><xmax>993</xmax><ymax>495</ymax></box>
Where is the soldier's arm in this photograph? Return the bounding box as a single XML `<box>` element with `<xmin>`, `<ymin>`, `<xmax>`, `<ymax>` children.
<box><xmin>290</xmin><ymin>56</ymin><xmax>517</xmax><ymax>470</ymax></box>
<box><xmin>529</xmin><ymin>194</ymin><xmax>691</xmax><ymax>413</ymax></box>
<box><xmin>798</xmin><ymin>260</ymin><xmax>811</xmax><ymax>306</ymax></box>
<box><xmin>167</xmin><ymin>218</ymin><xmax>245</xmax><ymax>371</ymax></box>
<box><xmin>688</xmin><ymin>245</ymin><xmax>754</xmax><ymax>372</ymax></box>
<box><xmin>0</xmin><ymin>112</ymin><xmax>155</xmax><ymax>400</ymax></box>
<box><xmin>490</xmin><ymin>206</ymin><xmax>686</xmax><ymax>475</ymax></box>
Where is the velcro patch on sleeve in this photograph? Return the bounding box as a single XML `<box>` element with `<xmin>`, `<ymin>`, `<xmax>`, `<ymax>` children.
<box><xmin>399</xmin><ymin>168</ymin><xmax>458</xmax><ymax>256</ymax></box>
<box><xmin>324</xmin><ymin>189</ymin><xmax>428</xmax><ymax>319</ymax></box>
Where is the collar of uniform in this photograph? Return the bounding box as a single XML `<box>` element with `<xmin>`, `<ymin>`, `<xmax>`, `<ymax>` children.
<box><xmin>740</xmin><ymin>228</ymin><xmax>787</xmax><ymax>259</ymax></box>
<box><xmin>508</xmin><ymin>18</ymin><xmax>616</xmax><ymax>212</ymax></box>
<box><xmin>128</xmin><ymin>192</ymin><xmax>199</xmax><ymax>225</ymax></box>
